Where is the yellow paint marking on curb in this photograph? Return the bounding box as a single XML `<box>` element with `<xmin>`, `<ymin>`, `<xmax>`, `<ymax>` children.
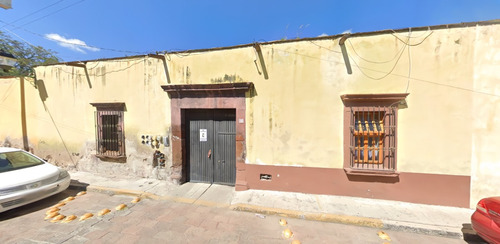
<box><xmin>230</xmin><ymin>203</ymin><xmax>384</xmax><ymax>229</ymax></box>
<box><xmin>88</xmin><ymin>186</ymin><xmax>145</xmax><ymax>197</ymax></box>
<box><xmin>83</xmin><ymin>184</ymin><xmax>383</xmax><ymax>229</ymax></box>
<box><xmin>142</xmin><ymin>192</ymin><xmax>161</xmax><ymax>200</ymax></box>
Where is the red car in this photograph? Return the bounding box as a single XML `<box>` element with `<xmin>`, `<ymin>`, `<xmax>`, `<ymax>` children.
<box><xmin>472</xmin><ymin>197</ymin><xmax>500</xmax><ymax>243</ymax></box>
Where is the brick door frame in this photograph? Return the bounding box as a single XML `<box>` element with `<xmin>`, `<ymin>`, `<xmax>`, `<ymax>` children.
<box><xmin>162</xmin><ymin>83</ymin><xmax>253</xmax><ymax>190</ymax></box>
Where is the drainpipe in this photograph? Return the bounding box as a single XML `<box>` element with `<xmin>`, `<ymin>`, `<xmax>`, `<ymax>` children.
<box><xmin>339</xmin><ymin>34</ymin><xmax>352</xmax><ymax>75</ymax></box>
<box><xmin>20</xmin><ymin>76</ymin><xmax>29</xmax><ymax>151</ymax></box>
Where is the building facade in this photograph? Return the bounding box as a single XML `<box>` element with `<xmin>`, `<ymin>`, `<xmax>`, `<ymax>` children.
<box><xmin>2</xmin><ymin>20</ymin><xmax>500</xmax><ymax>208</ymax></box>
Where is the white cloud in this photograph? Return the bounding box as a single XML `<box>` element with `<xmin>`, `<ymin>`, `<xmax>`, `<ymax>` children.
<box><xmin>45</xmin><ymin>33</ymin><xmax>99</xmax><ymax>53</ymax></box>
<box><xmin>317</xmin><ymin>33</ymin><xmax>329</xmax><ymax>37</ymax></box>
<box><xmin>342</xmin><ymin>29</ymin><xmax>352</xmax><ymax>34</ymax></box>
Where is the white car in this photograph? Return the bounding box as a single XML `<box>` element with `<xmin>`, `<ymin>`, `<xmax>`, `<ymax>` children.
<box><xmin>0</xmin><ymin>147</ymin><xmax>70</xmax><ymax>213</ymax></box>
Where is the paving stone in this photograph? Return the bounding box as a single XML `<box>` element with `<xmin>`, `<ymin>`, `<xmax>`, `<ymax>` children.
<box><xmin>0</xmin><ymin>189</ymin><xmax>470</xmax><ymax>244</ymax></box>
<box><xmin>83</xmin><ymin>229</ymin><xmax>108</xmax><ymax>240</ymax></box>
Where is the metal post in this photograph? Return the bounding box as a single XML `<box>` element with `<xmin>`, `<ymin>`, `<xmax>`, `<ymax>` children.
<box><xmin>20</xmin><ymin>76</ymin><xmax>29</xmax><ymax>151</ymax></box>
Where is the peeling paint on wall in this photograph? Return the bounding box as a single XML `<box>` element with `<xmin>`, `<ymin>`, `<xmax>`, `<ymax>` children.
<box><xmin>210</xmin><ymin>74</ymin><xmax>245</xmax><ymax>83</ymax></box>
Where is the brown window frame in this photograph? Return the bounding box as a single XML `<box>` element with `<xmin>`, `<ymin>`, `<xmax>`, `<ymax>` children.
<box><xmin>341</xmin><ymin>94</ymin><xmax>408</xmax><ymax>177</ymax></box>
<box><xmin>90</xmin><ymin>103</ymin><xmax>126</xmax><ymax>161</ymax></box>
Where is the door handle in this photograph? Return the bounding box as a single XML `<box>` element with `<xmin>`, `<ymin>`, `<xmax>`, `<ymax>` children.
<box><xmin>207</xmin><ymin>149</ymin><xmax>212</xmax><ymax>158</ymax></box>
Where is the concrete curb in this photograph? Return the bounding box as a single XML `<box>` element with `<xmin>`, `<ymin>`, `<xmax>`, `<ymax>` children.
<box><xmin>230</xmin><ymin>203</ymin><xmax>384</xmax><ymax>228</ymax></box>
<box><xmin>383</xmin><ymin>220</ymin><xmax>463</xmax><ymax>239</ymax></box>
<box><xmin>70</xmin><ymin>182</ymin><xmax>467</xmax><ymax>239</ymax></box>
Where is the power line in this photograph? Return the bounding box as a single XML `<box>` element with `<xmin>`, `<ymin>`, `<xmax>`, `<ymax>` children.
<box><xmin>1</xmin><ymin>0</ymin><xmax>67</xmax><ymax>28</ymax></box>
<box><xmin>266</xmin><ymin>45</ymin><xmax>500</xmax><ymax>97</ymax></box>
<box><xmin>1</xmin><ymin>27</ymin><xmax>37</xmax><ymax>47</ymax></box>
<box><xmin>13</xmin><ymin>0</ymin><xmax>86</xmax><ymax>29</ymax></box>
<box><xmin>348</xmin><ymin>43</ymin><xmax>407</xmax><ymax>81</ymax></box>
<box><xmin>391</xmin><ymin>31</ymin><xmax>433</xmax><ymax>46</ymax></box>
<box><xmin>0</xmin><ymin>20</ymin><xmax>146</xmax><ymax>55</ymax></box>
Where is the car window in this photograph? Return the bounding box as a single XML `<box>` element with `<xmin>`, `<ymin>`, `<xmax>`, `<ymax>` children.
<box><xmin>0</xmin><ymin>151</ymin><xmax>44</xmax><ymax>173</ymax></box>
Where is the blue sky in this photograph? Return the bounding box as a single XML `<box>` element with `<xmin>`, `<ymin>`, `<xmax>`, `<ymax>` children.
<box><xmin>1</xmin><ymin>0</ymin><xmax>499</xmax><ymax>62</ymax></box>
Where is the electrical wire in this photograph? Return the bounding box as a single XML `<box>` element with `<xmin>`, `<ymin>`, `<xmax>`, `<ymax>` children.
<box><xmin>391</xmin><ymin>31</ymin><xmax>433</xmax><ymax>46</ymax></box>
<box><xmin>341</xmin><ymin>30</ymin><xmax>429</xmax><ymax>81</ymax></box>
<box><xmin>1</xmin><ymin>0</ymin><xmax>67</xmax><ymax>28</ymax></box>
<box><xmin>391</xmin><ymin>28</ymin><xmax>432</xmax><ymax>39</ymax></box>
<box><xmin>0</xmin><ymin>80</ymin><xmax>16</xmax><ymax>104</ymax></box>
<box><xmin>308</xmin><ymin>40</ymin><xmax>342</xmax><ymax>53</ymax></box>
<box><xmin>265</xmin><ymin>42</ymin><xmax>500</xmax><ymax>97</ymax></box>
<box><xmin>57</xmin><ymin>57</ymin><xmax>146</xmax><ymax>76</ymax></box>
<box><xmin>1</xmin><ymin>27</ymin><xmax>37</xmax><ymax>47</ymax></box>
<box><xmin>13</xmin><ymin>0</ymin><xmax>87</xmax><ymax>29</ymax></box>
<box><xmin>348</xmin><ymin>39</ymin><xmax>408</xmax><ymax>81</ymax></box>
<box><xmin>43</xmin><ymin>103</ymin><xmax>77</xmax><ymax>166</ymax></box>
<box><xmin>0</xmin><ymin>20</ymin><xmax>146</xmax><ymax>55</ymax></box>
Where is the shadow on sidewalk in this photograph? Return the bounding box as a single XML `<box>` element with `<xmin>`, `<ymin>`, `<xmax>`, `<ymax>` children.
<box><xmin>69</xmin><ymin>179</ymin><xmax>89</xmax><ymax>191</ymax></box>
<box><xmin>0</xmin><ymin>189</ymin><xmax>79</xmax><ymax>222</ymax></box>
<box><xmin>461</xmin><ymin>224</ymin><xmax>487</xmax><ymax>244</ymax></box>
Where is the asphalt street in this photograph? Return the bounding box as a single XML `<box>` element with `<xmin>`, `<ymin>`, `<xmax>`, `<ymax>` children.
<box><xmin>0</xmin><ymin>189</ymin><xmax>481</xmax><ymax>244</ymax></box>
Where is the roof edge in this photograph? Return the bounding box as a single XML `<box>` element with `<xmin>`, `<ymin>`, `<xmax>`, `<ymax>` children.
<box><xmin>36</xmin><ymin>19</ymin><xmax>500</xmax><ymax>67</ymax></box>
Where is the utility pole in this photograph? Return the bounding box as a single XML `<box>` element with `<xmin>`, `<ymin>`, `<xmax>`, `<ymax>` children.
<box><xmin>20</xmin><ymin>76</ymin><xmax>29</xmax><ymax>151</ymax></box>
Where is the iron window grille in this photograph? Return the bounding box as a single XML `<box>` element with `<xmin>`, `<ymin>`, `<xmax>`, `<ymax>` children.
<box><xmin>349</xmin><ymin>107</ymin><xmax>396</xmax><ymax>171</ymax></box>
<box><xmin>90</xmin><ymin>103</ymin><xmax>125</xmax><ymax>157</ymax></box>
<box><xmin>341</xmin><ymin>93</ymin><xmax>408</xmax><ymax>176</ymax></box>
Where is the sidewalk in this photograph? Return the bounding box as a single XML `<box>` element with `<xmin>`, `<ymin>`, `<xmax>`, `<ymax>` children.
<box><xmin>68</xmin><ymin>171</ymin><xmax>476</xmax><ymax>240</ymax></box>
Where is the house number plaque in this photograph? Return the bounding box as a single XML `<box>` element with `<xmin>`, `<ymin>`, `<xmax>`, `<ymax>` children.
<box><xmin>200</xmin><ymin>129</ymin><xmax>207</xmax><ymax>142</ymax></box>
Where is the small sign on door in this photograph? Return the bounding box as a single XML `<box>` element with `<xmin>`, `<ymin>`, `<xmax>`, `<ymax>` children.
<box><xmin>200</xmin><ymin>129</ymin><xmax>207</xmax><ymax>142</ymax></box>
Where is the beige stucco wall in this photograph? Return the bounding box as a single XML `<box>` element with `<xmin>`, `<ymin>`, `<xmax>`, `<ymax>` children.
<box><xmin>2</xmin><ymin>23</ymin><xmax>499</xmax><ymax>207</ymax></box>
<box><xmin>28</xmin><ymin>57</ymin><xmax>171</xmax><ymax>177</ymax></box>
<box><xmin>470</xmin><ymin>25</ymin><xmax>500</xmax><ymax>207</ymax></box>
<box><xmin>0</xmin><ymin>77</ymin><xmax>24</xmax><ymax>148</ymax></box>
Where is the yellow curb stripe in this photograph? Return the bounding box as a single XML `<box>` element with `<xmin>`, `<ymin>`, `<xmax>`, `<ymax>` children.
<box><xmin>87</xmin><ymin>186</ymin><xmax>145</xmax><ymax>197</ymax></box>
<box><xmin>230</xmin><ymin>203</ymin><xmax>384</xmax><ymax>229</ymax></box>
<box><xmin>84</xmin><ymin>185</ymin><xmax>383</xmax><ymax>228</ymax></box>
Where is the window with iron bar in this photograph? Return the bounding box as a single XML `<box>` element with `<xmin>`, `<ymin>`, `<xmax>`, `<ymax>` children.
<box><xmin>341</xmin><ymin>94</ymin><xmax>408</xmax><ymax>177</ymax></box>
<box><xmin>90</xmin><ymin>103</ymin><xmax>126</xmax><ymax>158</ymax></box>
<box><xmin>350</xmin><ymin>108</ymin><xmax>396</xmax><ymax>170</ymax></box>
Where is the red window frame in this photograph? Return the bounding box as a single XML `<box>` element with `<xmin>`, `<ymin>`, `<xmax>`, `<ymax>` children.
<box><xmin>341</xmin><ymin>94</ymin><xmax>408</xmax><ymax>177</ymax></box>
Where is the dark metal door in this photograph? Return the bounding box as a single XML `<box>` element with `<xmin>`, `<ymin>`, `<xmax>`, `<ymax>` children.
<box><xmin>213</xmin><ymin>110</ymin><xmax>236</xmax><ymax>185</ymax></box>
<box><xmin>188</xmin><ymin>110</ymin><xmax>214</xmax><ymax>183</ymax></box>
<box><xmin>187</xmin><ymin>109</ymin><xmax>236</xmax><ymax>185</ymax></box>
